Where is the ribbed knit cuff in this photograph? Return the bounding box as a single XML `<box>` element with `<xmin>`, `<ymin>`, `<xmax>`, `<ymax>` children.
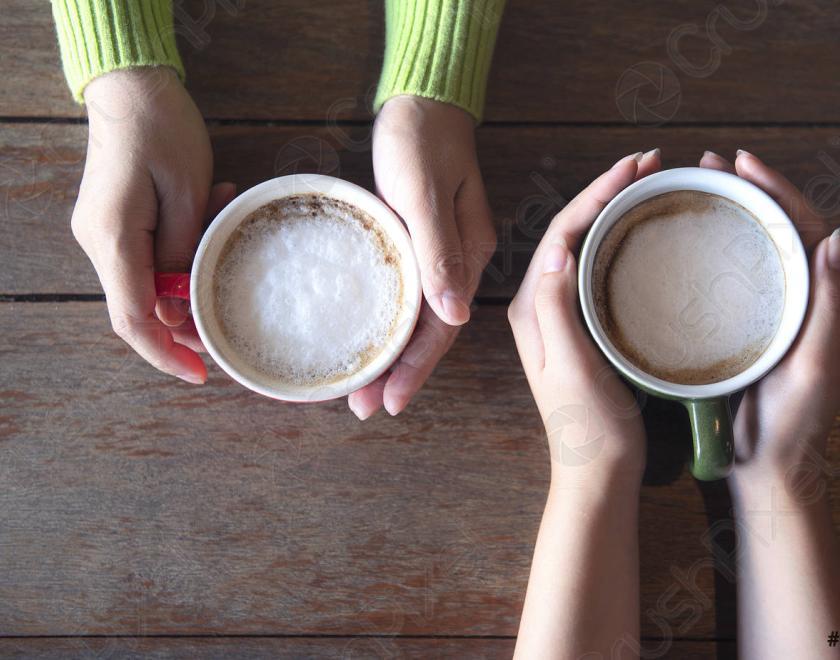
<box><xmin>375</xmin><ymin>0</ymin><xmax>505</xmax><ymax>123</ymax></box>
<box><xmin>51</xmin><ymin>0</ymin><xmax>185</xmax><ymax>103</ymax></box>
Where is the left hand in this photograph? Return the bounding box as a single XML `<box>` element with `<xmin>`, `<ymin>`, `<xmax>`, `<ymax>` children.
<box><xmin>508</xmin><ymin>151</ymin><xmax>661</xmax><ymax>481</ymax></box>
<box><xmin>349</xmin><ymin>96</ymin><xmax>497</xmax><ymax>418</ymax></box>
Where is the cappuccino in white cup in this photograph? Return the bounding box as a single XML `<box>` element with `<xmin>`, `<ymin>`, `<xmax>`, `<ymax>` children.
<box><xmin>157</xmin><ymin>175</ymin><xmax>422</xmax><ymax>401</ymax></box>
<box><xmin>213</xmin><ymin>193</ymin><xmax>406</xmax><ymax>388</ymax></box>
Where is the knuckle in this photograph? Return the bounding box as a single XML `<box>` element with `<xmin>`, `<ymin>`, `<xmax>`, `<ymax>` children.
<box><xmin>507</xmin><ymin>300</ymin><xmax>521</xmax><ymax>327</ymax></box>
<box><xmin>156</xmin><ymin>246</ymin><xmax>196</xmax><ymax>273</ymax></box>
<box><xmin>69</xmin><ymin>211</ymin><xmax>85</xmax><ymax>244</ymax></box>
<box><xmin>482</xmin><ymin>225</ymin><xmax>499</xmax><ymax>255</ymax></box>
<box><xmin>426</xmin><ymin>249</ymin><xmax>466</xmax><ymax>286</ymax></box>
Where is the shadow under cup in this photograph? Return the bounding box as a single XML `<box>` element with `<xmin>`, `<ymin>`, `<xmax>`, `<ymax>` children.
<box><xmin>183</xmin><ymin>174</ymin><xmax>422</xmax><ymax>402</ymax></box>
<box><xmin>578</xmin><ymin>168</ymin><xmax>810</xmax><ymax>481</ymax></box>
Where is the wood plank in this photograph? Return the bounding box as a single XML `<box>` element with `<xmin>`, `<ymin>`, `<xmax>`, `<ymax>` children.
<box><xmin>0</xmin><ymin>638</ymin><xmax>736</xmax><ymax>659</ymax></box>
<box><xmin>2</xmin><ymin>123</ymin><xmax>839</xmax><ymax>296</ymax></box>
<box><xmin>3</xmin><ymin>1</ymin><xmax>840</xmax><ymax>122</ymax></box>
<box><xmin>0</xmin><ymin>303</ymin><xmax>837</xmax><ymax>637</ymax></box>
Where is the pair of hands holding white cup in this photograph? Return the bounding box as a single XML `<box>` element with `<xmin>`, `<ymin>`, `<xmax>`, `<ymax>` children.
<box><xmin>72</xmin><ymin>67</ymin><xmax>494</xmax><ymax>420</ymax></box>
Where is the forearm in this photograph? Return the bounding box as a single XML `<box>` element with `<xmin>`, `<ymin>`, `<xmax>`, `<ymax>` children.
<box><xmin>730</xmin><ymin>474</ymin><xmax>840</xmax><ymax>660</ymax></box>
<box><xmin>514</xmin><ymin>469</ymin><xmax>642</xmax><ymax>660</ymax></box>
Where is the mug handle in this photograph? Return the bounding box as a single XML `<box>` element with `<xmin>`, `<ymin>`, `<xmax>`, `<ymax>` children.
<box><xmin>683</xmin><ymin>397</ymin><xmax>734</xmax><ymax>481</ymax></box>
<box><xmin>154</xmin><ymin>273</ymin><xmax>191</xmax><ymax>300</ymax></box>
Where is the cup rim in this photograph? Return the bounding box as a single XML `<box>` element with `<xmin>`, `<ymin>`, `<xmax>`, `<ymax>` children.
<box><xmin>190</xmin><ymin>174</ymin><xmax>423</xmax><ymax>402</ymax></box>
<box><xmin>578</xmin><ymin>167</ymin><xmax>810</xmax><ymax>399</ymax></box>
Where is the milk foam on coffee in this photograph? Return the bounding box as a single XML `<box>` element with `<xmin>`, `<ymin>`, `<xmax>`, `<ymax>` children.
<box><xmin>593</xmin><ymin>191</ymin><xmax>785</xmax><ymax>384</ymax></box>
<box><xmin>213</xmin><ymin>195</ymin><xmax>403</xmax><ymax>386</ymax></box>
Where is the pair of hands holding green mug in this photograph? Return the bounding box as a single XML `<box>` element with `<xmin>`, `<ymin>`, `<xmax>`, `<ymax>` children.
<box><xmin>510</xmin><ymin>148</ymin><xmax>839</xmax><ymax>659</ymax></box>
<box><xmin>509</xmin><ymin>148</ymin><xmax>839</xmax><ymax>490</ymax></box>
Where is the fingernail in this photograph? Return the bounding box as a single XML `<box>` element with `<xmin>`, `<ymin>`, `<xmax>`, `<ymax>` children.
<box><xmin>703</xmin><ymin>150</ymin><xmax>721</xmax><ymax>160</ymax></box>
<box><xmin>349</xmin><ymin>399</ymin><xmax>373</xmax><ymax>421</ymax></box>
<box><xmin>736</xmin><ymin>149</ymin><xmax>753</xmax><ymax>158</ymax></box>
<box><xmin>829</xmin><ymin>228</ymin><xmax>840</xmax><ymax>271</ymax></box>
<box><xmin>178</xmin><ymin>372</ymin><xmax>204</xmax><ymax>385</ymax></box>
<box><xmin>440</xmin><ymin>291</ymin><xmax>470</xmax><ymax>325</ymax></box>
<box><xmin>611</xmin><ymin>152</ymin><xmax>643</xmax><ymax>168</ymax></box>
<box><xmin>383</xmin><ymin>397</ymin><xmax>404</xmax><ymax>416</ymax></box>
<box><xmin>642</xmin><ymin>148</ymin><xmax>660</xmax><ymax>160</ymax></box>
<box><xmin>543</xmin><ymin>241</ymin><xmax>568</xmax><ymax>273</ymax></box>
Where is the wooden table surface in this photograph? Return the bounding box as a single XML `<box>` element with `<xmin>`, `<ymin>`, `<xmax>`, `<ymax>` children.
<box><xmin>1</xmin><ymin>1</ymin><xmax>839</xmax><ymax>658</ymax></box>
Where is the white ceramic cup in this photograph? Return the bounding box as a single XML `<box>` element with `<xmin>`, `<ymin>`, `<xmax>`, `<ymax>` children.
<box><xmin>577</xmin><ymin>167</ymin><xmax>810</xmax><ymax>480</ymax></box>
<box><xmin>155</xmin><ymin>174</ymin><xmax>422</xmax><ymax>402</ymax></box>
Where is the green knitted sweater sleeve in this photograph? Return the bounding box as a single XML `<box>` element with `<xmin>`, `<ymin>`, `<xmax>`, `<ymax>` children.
<box><xmin>51</xmin><ymin>0</ymin><xmax>185</xmax><ymax>103</ymax></box>
<box><xmin>375</xmin><ymin>0</ymin><xmax>506</xmax><ymax>123</ymax></box>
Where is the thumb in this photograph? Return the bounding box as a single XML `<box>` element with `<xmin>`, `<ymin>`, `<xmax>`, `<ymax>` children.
<box><xmin>155</xmin><ymin>181</ymin><xmax>236</xmax><ymax>326</ymax></box>
<box><xmin>533</xmin><ymin>240</ymin><xmax>584</xmax><ymax>368</ymax></box>
<box><xmin>793</xmin><ymin>229</ymin><xmax>840</xmax><ymax>381</ymax></box>
<box><xmin>411</xmin><ymin>199</ymin><xmax>471</xmax><ymax>327</ymax></box>
<box><xmin>383</xmin><ymin>177</ymin><xmax>470</xmax><ymax>326</ymax></box>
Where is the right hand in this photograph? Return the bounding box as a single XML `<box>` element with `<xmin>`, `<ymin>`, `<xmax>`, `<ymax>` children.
<box><xmin>73</xmin><ymin>67</ymin><xmax>235</xmax><ymax>384</ymax></box>
<box><xmin>699</xmin><ymin>150</ymin><xmax>839</xmax><ymax>491</ymax></box>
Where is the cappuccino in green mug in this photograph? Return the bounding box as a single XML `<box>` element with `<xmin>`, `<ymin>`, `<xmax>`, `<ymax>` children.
<box><xmin>592</xmin><ymin>190</ymin><xmax>785</xmax><ymax>385</ymax></box>
<box><xmin>578</xmin><ymin>168</ymin><xmax>809</xmax><ymax>481</ymax></box>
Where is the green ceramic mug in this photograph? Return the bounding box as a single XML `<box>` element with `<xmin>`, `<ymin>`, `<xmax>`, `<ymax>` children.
<box><xmin>578</xmin><ymin>168</ymin><xmax>810</xmax><ymax>481</ymax></box>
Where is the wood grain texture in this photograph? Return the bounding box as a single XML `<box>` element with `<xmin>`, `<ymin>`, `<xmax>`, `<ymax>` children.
<box><xmin>0</xmin><ymin>303</ymin><xmax>837</xmax><ymax>638</ymax></box>
<box><xmin>2</xmin><ymin>123</ymin><xmax>840</xmax><ymax>296</ymax></box>
<box><xmin>3</xmin><ymin>0</ymin><xmax>840</xmax><ymax>651</ymax></box>
<box><xmin>3</xmin><ymin>0</ymin><xmax>840</xmax><ymax>122</ymax></box>
<box><xmin>0</xmin><ymin>638</ymin><xmax>737</xmax><ymax>659</ymax></box>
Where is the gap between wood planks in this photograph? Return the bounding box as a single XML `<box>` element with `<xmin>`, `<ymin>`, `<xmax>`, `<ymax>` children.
<box><xmin>0</xmin><ymin>634</ymin><xmax>734</xmax><ymax>641</ymax></box>
<box><xmin>3</xmin><ymin>116</ymin><xmax>840</xmax><ymax>129</ymax></box>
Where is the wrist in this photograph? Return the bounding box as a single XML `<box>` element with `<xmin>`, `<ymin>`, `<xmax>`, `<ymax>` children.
<box><xmin>728</xmin><ymin>434</ymin><xmax>833</xmax><ymax>508</ymax></box>
<box><xmin>549</xmin><ymin>451</ymin><xmax>644</xmax><ymax>501</ymax></box>
<box><xmin>546</xmin><ymin>471</ymin><xmax>642</xmax><ymax>527</ymax></box>
<box><xmin>84</xmin><ymin>66</ymin><xmax>180</xmax><ymax>105</ymax></box>
<box><xmin>378</xmin><ymin>95</ymin><xmax>478</xmax><ymax>132</ymax></box>
<box><xmin>729</xmin><ymin>465</ymin><xmax>830</xmax><ymax>514</ymax></box>
<box><xmin>545</xmin><ymin>413</ymin><xmax>646</xmax><ymax>492</ymax></box>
